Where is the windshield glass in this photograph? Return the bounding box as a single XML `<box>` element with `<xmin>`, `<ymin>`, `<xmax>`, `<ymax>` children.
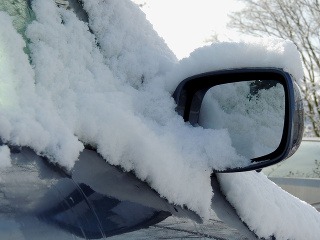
<box><xmin>0</xmin><ymin>0</ymin><xmax>34</xmax><ymax>39</ymax></box>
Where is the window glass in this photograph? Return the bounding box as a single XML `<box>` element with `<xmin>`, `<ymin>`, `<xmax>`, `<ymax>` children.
<box><xmin>0</xmin><ymin>0</ymin><xmax>34</xmax><ymax>37</ymax></box>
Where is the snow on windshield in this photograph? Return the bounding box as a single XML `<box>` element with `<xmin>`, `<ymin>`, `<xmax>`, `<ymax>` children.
<box><xmin>1</xmin><ymin>0</ymin><xmax>320</xmax><ymax>236</ymax></box>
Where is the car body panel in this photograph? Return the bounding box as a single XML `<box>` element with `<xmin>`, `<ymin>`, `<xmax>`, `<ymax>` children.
<box><xmin>0</xmin><ymin>145</ymin><xmax>255</xmax><ymax>239</ymax></box>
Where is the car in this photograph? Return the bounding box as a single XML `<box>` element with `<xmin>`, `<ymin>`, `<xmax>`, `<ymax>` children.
<box><xmin>0</xmin><ymin>145</ymin><xmax>257</xmax><ymax>239</ymax></box>
<box><xmin>263</xmin><ymin>138</ymin><xmax>320</xmax><ymax>211</ymax></box>
<box><xmin>0</xmin><ymin>0</ymin><xmax>318</xmax><ymax>240</ymax></box>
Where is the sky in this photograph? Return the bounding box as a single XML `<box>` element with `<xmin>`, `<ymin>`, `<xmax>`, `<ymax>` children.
<box><xmin>133</xmin><ymin>0</ymin><xmax>245</xmax><ymax>59</ymax></box>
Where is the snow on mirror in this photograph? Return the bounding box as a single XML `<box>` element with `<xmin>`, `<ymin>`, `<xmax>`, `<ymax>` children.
<box><xmin>199</xmin><ymin>80</ymin><xmax>285</xmax><ymax>159</ymax></box>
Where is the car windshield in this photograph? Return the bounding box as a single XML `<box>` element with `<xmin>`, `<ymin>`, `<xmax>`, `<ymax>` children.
<box><xmin>0</xmin><ymin>0</ymin><xmax>34</xmax><ymax>40</ymax></box>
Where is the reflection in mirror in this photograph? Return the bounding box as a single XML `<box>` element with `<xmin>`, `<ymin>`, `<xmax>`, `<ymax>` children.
<box><xmin>199</xmin><ymin>80</ymin><xmax>285</xmax><ymax>159</ymax></box>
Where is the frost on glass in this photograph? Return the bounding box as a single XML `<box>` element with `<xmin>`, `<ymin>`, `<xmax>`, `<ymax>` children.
<box><xmin>199</xmin><ymin>80</ymin><xmax>285</xmax><ymax>159</ymax></box>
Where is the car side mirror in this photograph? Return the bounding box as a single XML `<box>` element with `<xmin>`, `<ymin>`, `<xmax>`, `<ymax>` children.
<box><xmin>173</xmin><ymin>68</ymin><xmax>304</xmax><ymax>172</ymax></box>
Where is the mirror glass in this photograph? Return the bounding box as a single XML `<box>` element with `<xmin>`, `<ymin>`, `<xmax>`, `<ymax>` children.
<box><xmin>199</xmin><ymin>80</ymin><xmax>285</xmax><ymax>159</ymax></box>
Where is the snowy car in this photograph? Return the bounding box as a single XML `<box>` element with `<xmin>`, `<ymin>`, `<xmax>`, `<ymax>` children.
<box><xmin>0</xmin><ymin>0</ymin><xmax>319</xmax><ymax>240</ymax></box>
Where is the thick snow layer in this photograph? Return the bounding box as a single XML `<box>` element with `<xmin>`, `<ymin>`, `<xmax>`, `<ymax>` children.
<box><xmin>23</xmin><ymin>0</ymin><xmax>241</xmax><ymax>218</ymax></box>
<box><xmin>218</xmin><ymin>172</ymin><xmax>320</xmax><ymax>239</ymax></box>
<box><xmin>81</xmin><ymin>0</ymin><xmax>177</xmax><ymax>89</ymax></box>
<box><xmin>0</xmin><ymin>10</ymin><xmax>83</xmax><ymax>169</ymax></box>
<box><xmin>164</xmin><ymin>39</ymin><xmax>304</xmax><ymax>93</ymax></box>
<box><xmin>1</xmin><ymin>1</ymin><xmax>319</xmax><ymax>234</ymax></box>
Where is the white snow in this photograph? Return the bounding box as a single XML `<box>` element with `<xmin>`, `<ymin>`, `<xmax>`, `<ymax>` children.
<box><xmin>163</xmin><ymin>39</ymin><xmax>304</xmax><ymax>93</ymax></box>
<box><xmin>218</xmin><ymin>172</ymin><xmax>320</xmax><ymax>240</ymax></box>
<box><xmin>0</xmin><ymin>145</ymin><xmax>11</xmax><ymax>167</ymax></box>
<box><xmin>0</xmin><ymin>1</ymin><xmax>320</xmax><ymax>238</ymax></box>
<box><xmin>0</xmin><ymin>10</ymin><xmax>83</xmax><ymax>169</ymax></box>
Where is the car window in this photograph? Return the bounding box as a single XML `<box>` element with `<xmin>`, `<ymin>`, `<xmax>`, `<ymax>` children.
<box><xmin>0</xmin><ymin>0</ymin><xmax>34</xmax><ymax>36</ymax></box>
<box><xmin>263</xmin><ymin>140</ymin><xmax>320</xmax><ymax>178</ymax></box>
<box><xmin>0</xmin><ymin>0</ymin><xmax>35</xmax><ymax>57</ymax></box>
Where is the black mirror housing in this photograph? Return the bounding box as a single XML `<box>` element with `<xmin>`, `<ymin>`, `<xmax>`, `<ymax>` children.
<box><xmin>173</xmin><ymin>68</ymin><xmax>304</xmax><ymax>172</ymax></box>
